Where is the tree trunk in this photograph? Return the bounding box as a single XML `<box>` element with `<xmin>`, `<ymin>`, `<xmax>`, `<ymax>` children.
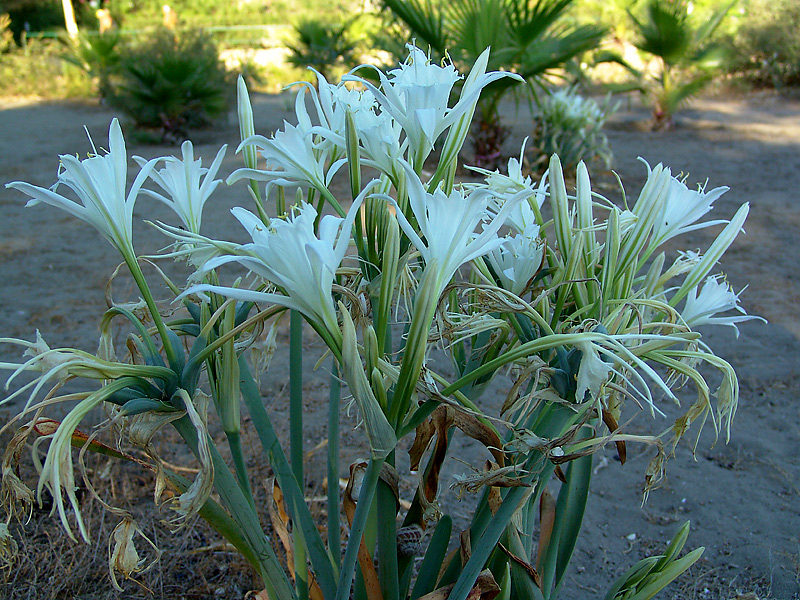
<box><xmin>61</xmin><ymin>0</ymin><xmax>79</xmax><ymax>38</ymax></box>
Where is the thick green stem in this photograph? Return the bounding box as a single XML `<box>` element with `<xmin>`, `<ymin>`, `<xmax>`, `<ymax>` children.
<box><xmin>335</xmin><ymin>458</ymin><xmax>385</xmax><ymax>600</ymax></box>
<box><xmin>239</xmin><ymin>356</ymin><xmax>338</xmax><ymax>599</ymax></box>
<box><xmin>123</xmin><ymin>252</ymin><xmax>180</xmax><ymax>372</ymax></box>
<box><xmin>290</xmin><ymin>310</ymin><xmax>309</xmax><ymax>600</ymax></box>
<box><xmin>328</xmin><ymin>358</ymin><xmax>342</xmax><ymax>569</ymax></box>
<box><xmin>225</xmin><ymin>430</ymin><xmax>255</xmax><ymax>510</ymax></box>
<box><xmin>171</xmin><ymin>417</ymin><xmax>295</xmax><ymax>600</ymax></box>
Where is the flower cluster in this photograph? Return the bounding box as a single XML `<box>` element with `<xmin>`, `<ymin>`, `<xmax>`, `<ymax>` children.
<box><xmin>1</xmin><ymin>44</ymin><xmax>762</xmax><ymax>600</ymax></box>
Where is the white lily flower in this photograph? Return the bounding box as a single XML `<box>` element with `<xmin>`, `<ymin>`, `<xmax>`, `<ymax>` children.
<box><xmin>135</xmin><ymin>141</ymin><xmax>227</xmax><ymax>234</ymax></box>
<box><xmin>681</xmin><ymin>275</ymin><xmax>765</xmax><ymax>336</ymax></box>
<box><xmin>227</xmin><ymin>119</ymin><xmax>346</xmax><ymax>194</ymax></box>
<box><xmin>392</xmin><ymin>165</ymin><xmax>526</xmax><ymax>297</ymax></box>
<box><xmin>185</xmin><ymin>186</ymin><xmax>372</xmax><ymax>335</ymax></box>
<box><xmin>298</xmin><ymin>70</ymin><xmax>378</xmax><ymax>152</ymax></box>
<box><xmin>486</xmin><ymin>225</ymin><xmax>544</xmax><ymax>296</ymax></box>
<box><xmin>650</xmin><ymin>175</ymin><xmax>729</xmax><ymax>248</ymax></box>
<box><xmin>355</xmin><ymin>109</ymin><xmax>405</xmax><ymax>179</ymax></box>
<box><xmin>6</xmin><ymin>119</ymin><xmax>158</xmax><ymax>256</ymax></box>
<box><xmin>345</xmin><ymin>45</ymin><xmax>522</xmax><ymax>168</ymax></box>
<box><xmin>468</xmin><ymin>141</ymin><xmax>547</xmax><ymax>233</ymax></box>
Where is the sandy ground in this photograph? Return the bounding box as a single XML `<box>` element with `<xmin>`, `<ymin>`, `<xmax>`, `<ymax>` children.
<box><xmin>0</xmin><ymin>90</ymin><xmax>798</xmax><ymax>599</ymax></box>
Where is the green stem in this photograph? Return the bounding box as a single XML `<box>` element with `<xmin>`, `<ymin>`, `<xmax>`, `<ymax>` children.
<box><xmin>335</xmin><ymin>458</ymin><xmax>385</xmax><ymax>600</ymax></box>
<box><xmin>123</xmin><ymin>252</ymin><xmax>180</xmax><ymax>372</ymax></box>
<box><xmin>225</xmin><ymin>430</ymin><xmax>255</xmax><ymax>510</ymax></box>
<box><xmin>290</xmin><ymin>310</ymin><xmax>309</xmax><ymax>600</ymax></box>
<box><xmin>171</xmin><ymin>417</ymin><xmax>295</xmax><ymax>600</ymax></box>
<box><xmin>239</xmin><ymin>356</ymin><xmax>338</xmax><ymax>598</ymax></box>
<box><xmin>328</xmin><ymin>358</ymin><xmax>342</xmax><ymax>570</ymax></box>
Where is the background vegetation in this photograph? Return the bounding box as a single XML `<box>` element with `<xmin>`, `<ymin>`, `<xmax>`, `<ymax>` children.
<box><xmin>1</xmin><ymin>0</ymin><xmax>797</xmax><ymax>117</ymax></box>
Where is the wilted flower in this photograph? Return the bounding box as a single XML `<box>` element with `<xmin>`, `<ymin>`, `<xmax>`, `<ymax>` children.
<box><xmin>135</xmin><ymin>141</ymin><xmax>227</xmax><ymax>234</ymax></box>
<box><xmin>681</xmin><ymin>275</ymin><xmax>765</xmax><ymax>336</ymax></box>
<box><xmin>5</xmin><ymin>119</ymin><xmax>158</xmax><ymax>257</ymax></box>
<box><xmin>108</xmin><ymin>517</ymin><xmax>159</xmax><ymax>591</ymax></box>
<box><xmin>0</xmin><ymin>522</ymin><xmax>17</xmax><ymax>571</ymax></box>
<box><xmin>574</xmin><ymin>341</ymin><xmax>614</xmax><ymax>404</ymax></box>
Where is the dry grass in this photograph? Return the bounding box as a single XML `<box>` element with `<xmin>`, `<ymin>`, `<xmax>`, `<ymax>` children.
<box><xmin>2</xmin><ymin>429</ymin><xmax>262</xmax><ymax>599</ymax></box>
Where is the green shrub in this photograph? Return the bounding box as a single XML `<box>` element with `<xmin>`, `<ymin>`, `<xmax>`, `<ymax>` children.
<box><xmin>63</xmin><ymin>31</ymin><xmax>122</xmax><ymax>100</ymax></box>
<box><xmin>0</xmin><ymin>37</ymin><xmax>92</xmax><ymax>98</ymax></box>
<box><xmin>532</xmin><ymin>87</ymin><xmax>617</xmax><ymax>173</ymax></box>
<box><xmin>109</xmin><ymin>28</ymin><xmax>232</xmax><ymax>141</ymax></box>
<box><xmin>286</xmin><ymin>17</ymin><xmax>360</xmax><ymax>82</ymax></box>
<box><xmin>723</xmin><ymin>0</ymin><xmax>800</xmax><ymax>88</ymax></box>
<box><xmin>626</xmin><ymin>0</ymin><xmax>732</xmax><ymax>129</ymax></box>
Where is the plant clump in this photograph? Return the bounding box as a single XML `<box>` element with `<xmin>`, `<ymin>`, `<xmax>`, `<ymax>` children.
<box><xmin>0</xmin><ymin>43</ymin><xmax>763</xmax><ymax>600</ymax></box>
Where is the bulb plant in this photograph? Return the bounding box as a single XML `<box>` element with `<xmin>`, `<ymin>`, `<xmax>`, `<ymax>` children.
<box><xmin>0</xmin><ymin>44</ymin><xmax>762</xmax><ymax>600</ymax></box>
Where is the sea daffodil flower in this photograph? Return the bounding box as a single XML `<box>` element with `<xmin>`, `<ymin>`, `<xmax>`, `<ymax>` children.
<box><xmin>227</xmin><ymin>117</ymin><xmax>346</xmax><ymax>201</ymax></box>
<box><xmin>135</xmin><ymin>141</ymin><xmax>227</xmax><ymax>234</ymax></box>
<box><xmin>296</xmin><ymin>69</ymin><xmax>378</xmax><ymax>154</ymax></box>
<box><xmin>5</xmin><ymin>119</ymin><xmax>158</xmax><ymax>257</ymax></box>
<box><xmin>345</xmin><ymin>45</ymin><xmax>522</xmax><ymax>169</ymax></box>
<box><xmin>486</xmin><ymin>225</ymin><xmax>544</xmax><ymax>296</ymax></box>
<box><xmin>185</xmin><ymin>185</ymin><xmax>374</xmax><ymax>338</ymax></box>
<box><xmin>392</xmin><ymin>165</ymin><xmax>527</xmax><ymax>298</ymax></box>
<box><xmin>681</xmin><ymin>275</ymin><xmax>765</xmax><ymax>336</ymax></box>
<box><xmin>650</xmin><ymin>174</ymin><xmax>729</xmax><ymax>249</ymax></box>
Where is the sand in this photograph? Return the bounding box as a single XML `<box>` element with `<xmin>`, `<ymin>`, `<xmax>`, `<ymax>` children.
<box><xmin>0</xmin><ymin>90</ymin><xmax>798</xmax><ymax>599</ymax></box>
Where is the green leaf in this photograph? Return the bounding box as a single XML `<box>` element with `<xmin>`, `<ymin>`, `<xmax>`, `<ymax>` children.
<box><xmin>238</xmin><ymin>356</ymin><xmax>338</xmax><ymax>599</ymax></box>
<box><xmin>410</xmin><ymin>515</ymin><xmax>453</xmax><ymax>599</ymax></box>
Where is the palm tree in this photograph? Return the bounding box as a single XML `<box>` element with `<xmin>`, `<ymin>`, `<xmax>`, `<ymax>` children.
<box><xmin>628</xmin><ymin>0</ymin><xmax>733</xmax><ymax>129</ymax></box>
<box><xmin>382</xmin><ymin>0</ymin><xmax>606</xmax><ymax>165</ymax></box>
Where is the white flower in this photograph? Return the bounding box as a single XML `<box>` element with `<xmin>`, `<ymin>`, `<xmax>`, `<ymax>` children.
<box><xmin>6</xmin><ymin>119</ymin><xmax>158</xmax><ymax>255</ymax></box>
<box><xmin>468</xmin><ymin>141</ymin><xmax>547</xmax><ymax>233</ymax></box>
<box><xmin>486</xmin><ymin>225</ymin><xmax>544</xmax><ymax>296</ymax></box>
<box><xmin>392</xmin><ymin>166</ymin><xmax>526</xmax><ymax>297</ymax></box>
<box><xmin>355</xmin><ymin>109</ymin><xmax>405</xmax><ymax>179</ymax></box>
<box><xmin>298</xmin><ymin>70</ymin><xmax>378</xmax><ymax>153</ymax></box>
<box><xmin>542</xmin><ymin>89</ymin><xmax>605</xmax><ymax>130</ymax></box>
<box><xmin>650</xmin><ymin>173</ymin><xmax>729</xmax><ymax>248</ymax></box>
<box><xmin>345</xmin><ymin>45</ymin><xmax>522</xmax><ymax>168</ymax></box>
<box><xmin>227</xmin><ymin>118</ymin><xmax>345</xmax><ymax>194</ymax></box>
<box><xmin>186</xmin><ymin>187</ymin><xmax>372</xmax><ymax>334</ymax></box>
<box><xmin>681</xmin><ymin>275</ymin><xmax>765</xmax><ymax>336</ymax></box>
<box><xmin>575</xmin><ymin>341</ymin><xmax>613</xmax><ymax>404</ymax></box>
<box><xmin>135</xmin><ymin>141</ymin><xmax>227</xmax><ymax>233</ymax></box>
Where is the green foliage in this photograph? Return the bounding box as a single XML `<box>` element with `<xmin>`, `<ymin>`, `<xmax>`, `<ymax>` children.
<box><xmin>626</xmin><ymin>0</ymin><xmax>733</xmax><ymax>129</ymax></box>
<box><xmin>62</xmin><ymin>31</ymin><xmax>122</xmax><ymax>99</ymax></box>
<box><xmin>0</xmin><ymin>36</ymin><xmax>93</xmax><ymax>98</ymax></box>
<box><xmin>382</xmin><ymin>0</ymin><xmax>607</xmax><ymax>164</ymax></box>
<box><xmin>722</xmin><ymin>0</ymin><xmax>800</xmax><ymax>88</ymax></box>
<box><xmin>5</xmin><ymin>0</ymin><xmax>98</xmax><ymax>42</ymax></box>
<box><xmin>0</xmin><ymin>14</ymin><xmax>14</xmax><ymax>53</ymax></box>
<box><xmin>103</xmin><ymin>0</ymin><xmax>362</xmax><ymax>31</ymax></box>
<box><xmin>605</xmin><ymin>521</ymin><xmax>704</xmax><ymax>600</ymax></box>
<box><xmin>109</xmin><ymin>28</ymin><xmax>232</xmax><ymax>140</ymax></box>
<box><xmin>286</xmin><ymin>17</ymin><xmax>360</xmax><ymax>82</ymax></box>
<box><xmin>532</xmin><ymin>87</ymin><xmax>617</xmax><ymax>173</ymax></box>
